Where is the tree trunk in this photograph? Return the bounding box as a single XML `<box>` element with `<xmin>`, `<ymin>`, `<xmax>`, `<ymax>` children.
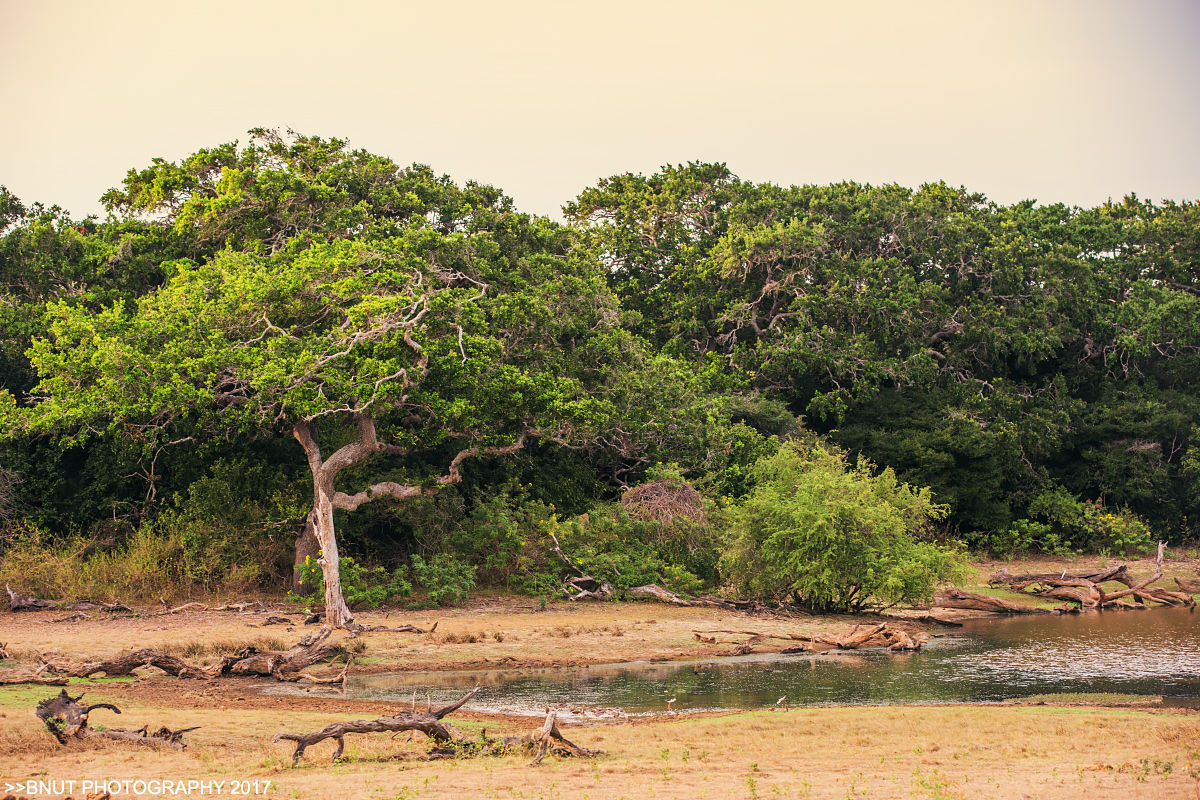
<box><xmin>315</xmin><ymin>489</ymin><xmax>353</xmax><ymax>628</ymax></box>
<box><xmin>290</xmin><ymin>412</ymin><xmax>530</xmax><ymax>629</ymax></box>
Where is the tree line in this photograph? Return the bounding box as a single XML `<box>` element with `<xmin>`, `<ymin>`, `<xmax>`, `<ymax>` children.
<box><xmin>1</xmin><ymin>130</ymin><xmax>1197</xmax><ymax>617</ymax></box>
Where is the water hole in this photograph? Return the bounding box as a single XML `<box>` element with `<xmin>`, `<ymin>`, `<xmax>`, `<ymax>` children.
<box><xmin>263</xmin><ymin>606</ymin><xmax>1200</xmax><ymax>719</ymax></box>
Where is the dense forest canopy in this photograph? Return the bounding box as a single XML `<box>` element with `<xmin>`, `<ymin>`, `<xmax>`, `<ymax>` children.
<box><xmin>1</xmin><ymin>130</ymin><xmax>1198</xmax><ymax>613</ymax></box>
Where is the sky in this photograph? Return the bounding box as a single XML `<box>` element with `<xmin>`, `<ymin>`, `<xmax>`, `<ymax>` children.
<box><xmin>1</xmin><ymin>0</ymin><xmax>1198</xmax><ymax>220</ymax></box>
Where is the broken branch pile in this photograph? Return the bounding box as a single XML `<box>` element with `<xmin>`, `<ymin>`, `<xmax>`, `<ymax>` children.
<box><xmin>984</xmin><ymin>543</ymin><xmax>1194</xmax><ymax>610</ymax></box>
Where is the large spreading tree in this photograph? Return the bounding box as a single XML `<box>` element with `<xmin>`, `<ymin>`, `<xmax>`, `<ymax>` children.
<box><xmin>8</xmin><ymin>134</ymin><xmax>633</xmax><ymax>626</ymax></box>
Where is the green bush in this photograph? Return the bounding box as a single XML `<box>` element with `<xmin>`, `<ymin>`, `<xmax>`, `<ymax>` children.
<box><xmin>1079</xmin><ymin>501</ymin><xmax>1153</xmax><ymax>555</ymax></box>
<box><xmin>410</xmin><ymin>553</ymin><xmax>476</xmax><ymax>607</ymax></box>
<box><xmin>990</xmin><ymin>519</ymin><xmax>1072</xmax><ymax>557</ymax></box>
<box><xmin>555</xmin><ymin>507</ymin><xmax>706</xmax><ymax>594</ymax></box>
<box><xmin>445</xmin><ymin>488</ymin><xmax>559</xmax><ymax>594</ymax></box>
<box><xmin>720</xmin><ymin>440</ymin><xmax>962</xmax><ymax>611</ymax></box>
<box><xmin>1025</xmin><ymin>485</ymin><xmax>1154</xmax><ymax>555</ymax></box>
<box><xmin>290</xmin><ymin>555</ymin><xmax>413</xmax><ymax>609</ymax></box>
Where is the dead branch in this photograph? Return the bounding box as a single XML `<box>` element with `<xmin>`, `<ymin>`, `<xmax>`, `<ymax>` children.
<box><xmin>6</xmin><ymin>584</ymin><xmax>59</xmax><ymax>611</ymax></box>
<box><xmin>274</xmin><ymin>686</ymin><xmax>482</xmax><ymax>764</ymax></box>
<box><xmin>621</xmin><ymin>479</ymin><xmax>703</xmax><ymax>525</ymax></box>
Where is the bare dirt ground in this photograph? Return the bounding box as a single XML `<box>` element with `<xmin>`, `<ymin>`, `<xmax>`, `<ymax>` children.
<box><xmin>0</xmin><ymin>553</ymin><xmax>1196</xmax><ymax>799</ymax></box>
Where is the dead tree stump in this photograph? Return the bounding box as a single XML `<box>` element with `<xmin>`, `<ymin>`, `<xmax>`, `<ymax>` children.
<box><xmin>35</xmin><ymin>689</ymin><xmax>197</xmax><ymax>748</ymax></box>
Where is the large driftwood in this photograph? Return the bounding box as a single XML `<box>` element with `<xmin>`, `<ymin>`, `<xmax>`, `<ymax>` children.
<box><xmin>935</xmin><ymin>589</ymin><xmax>1048</xmax><ymax>614</ymax></box>
<box><xmin>990</xmin><ymin>563</ymin><xmax>1135</xmax><ymax>589</ymax></box>
<box><xmin>0</xmin><ymin>674</ymin><xmax>69</xmax><ymax>687</ymax></box>
<box><xmin>274</xmin><ymin>686</ymin><xmax>480</xmax><ymax>764</ymax></box>
<box><xmin>274</xmin><ymin>687</ymin><xmax>604</xmax><ymax>766</ymax></box>
<box><xmin>36</xmin><ymin>689</ymin><xmax>197</xmax><ymax>748</ymax></box>
<box><xmin>886</xmin><ymin>630</ymin><xmax>930</xmax><ymax>651</ymax></box>
<box><xmin>214</xmin><ymin>627</ymin><xmax>342</xmax><ymax>677</ymax></box>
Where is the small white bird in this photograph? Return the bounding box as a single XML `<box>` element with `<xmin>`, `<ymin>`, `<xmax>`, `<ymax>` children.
<box><xmin>776</xmin><ymin>695</ymin><xmax>788</xmax><ymax>712</ymax></box>
<box><xmin>666</xmin><ymin>697</ymin><xmax>677</xmax><ymax>712</ymax></box>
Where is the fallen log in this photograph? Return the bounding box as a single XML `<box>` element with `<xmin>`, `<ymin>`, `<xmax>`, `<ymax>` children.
<box><xmin>1095</xmin><ymin>542</ymin><xmax>1166</xmax><ymax>605</ymax></box>
<box><xmin>36</xmin><ymin>689</ymin><xmax>197</xmax><ymax>748</ymax></box>
<box><xmin>213</xmin><ymin>627</ymin><xmax>343</xmax><ymax>677</ymax></box>
<box><xmin>273</xmin><ymin>687</ymin><xmax>604</xmax><ymax>766</ymax></box>
<box><xmin>1034</xmin><ymin>584</ymin><xmax>1100</xmax><ymax>607</ymax></box>
<box><xmin>562</xmin><ymin>575</ymin><xmax>614</xmax><ymax>601</ymax></box>
<box><xmin>45</xmin><ymin>628</ymin><xmax>350</xmax><ymax>681</ymax></box>
<box><xmin>625</xmin><ymin>585</ymin><xmax>766</xmax><ymax>611</ymax></box>
<box><xmin>935</xmin><ymin>589</ymin><xmax>1048</xmax><ymax>614</ymax></box>
<box><xmin>0</xmin><ymin>674</ymin><xmax>69</xmax><ymax>686</ymax></box>
<box><xmin>283</xmin><ymin>657</ymin><xmax>353</xmax><ymax>687</ymax></box>
<box><xmin>49</xmin><ymin>649</ymin><xmax>211</xmax><ymax>679</ymax></box>
<box><xmin>1131</xmin><ymin>587</ymin><xmax>1194</xmax><ymax>607</ymax></box>
<box><xmin>167</xmin><ymin>602</ymin><xmax>208</xmax><ymax>614</ymax></box>
<box><xmin>886</xmin><ymin>631</ymin><xmax>930</xmax><ymax>651</ymax></box>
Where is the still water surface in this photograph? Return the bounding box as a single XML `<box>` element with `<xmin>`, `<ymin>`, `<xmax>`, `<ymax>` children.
<box><xmin>287</xmin><ymin>607</ymin><xmax>1200</xmax><ymax>718</ymax></box>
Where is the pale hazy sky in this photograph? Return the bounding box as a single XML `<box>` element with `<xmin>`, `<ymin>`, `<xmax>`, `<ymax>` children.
<box><xmin>2</xmin><ymin>0</ymin><xmax>1197</xmax><ymax>220</ymax></box>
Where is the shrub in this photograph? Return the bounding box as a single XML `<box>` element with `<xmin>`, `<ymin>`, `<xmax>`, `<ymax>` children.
<box><xmin>1025</xmin><ymin>485</ymin><xmax>1154</xmax><ymax>555</ymax></box>
<box><xmin>290</xmin><ymin>555</ymin><xmax>412</xmax><ymax>609</ymax></box>
<box><xmin>991</xmin><ymin>519</ymin><xmax>1072</xmax><ymax>557</ymax></box>
<box><xmin>445</xmin><ymin>488</ymin><xmax>559</xmax><ymax>594</ymax></box>
<box><xmin>410</xmin><ymin>553</ymin><xmax>476</xmax><ymax>607</ymax></box>
<box><xmin>720</xmin><ymin>440</ymin><xmax>962</xmax><ymax>611</ymax></box>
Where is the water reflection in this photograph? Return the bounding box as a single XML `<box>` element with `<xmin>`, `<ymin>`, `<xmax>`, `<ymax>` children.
<box><xmin>275</xmin><ymin>606</ymin><xmax>1200</xmax><ymax>718</ymax></box>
